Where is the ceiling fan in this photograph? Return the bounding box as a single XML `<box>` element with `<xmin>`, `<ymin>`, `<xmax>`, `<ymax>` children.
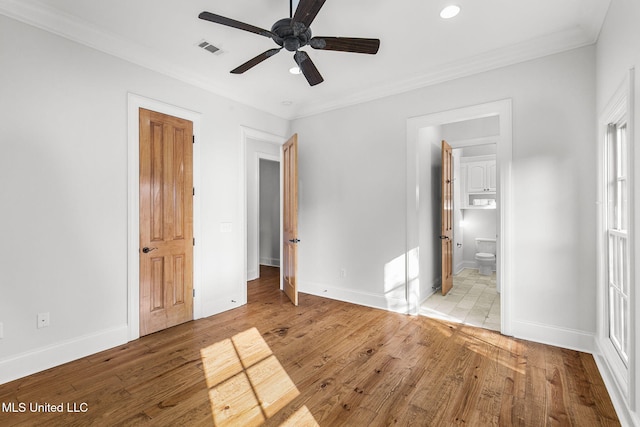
<box><xmin>198</xmin><ymin>0</ymin><xmax>380</xmax><ymax>86</ymax></box>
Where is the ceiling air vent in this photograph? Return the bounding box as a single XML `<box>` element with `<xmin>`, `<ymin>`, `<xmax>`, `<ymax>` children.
<box><xmin>197</xmin><ymin>40</ymin><xmax>223</xmax><ymax>55</ymax></box>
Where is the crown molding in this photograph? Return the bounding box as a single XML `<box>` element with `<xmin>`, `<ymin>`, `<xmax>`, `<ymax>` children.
<box><xmin>0</xmin><ymin>0</ymin><xmax>601</xmax><ymax>121</ymax></box>
<box><xmin>291</xmin><ymin>26</ymin><xmax>595</xmax><ymax>119</ymax></box>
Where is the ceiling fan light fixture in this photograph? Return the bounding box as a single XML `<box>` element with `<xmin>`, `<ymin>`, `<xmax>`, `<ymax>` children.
<box><xmin>440</xmin><ymin>5</ymin><xmax>461</xmax><ymax>19</ymax></box>
<box><xmin>198</xmin><ymin>0</ymin><xmax>381</xmax><ymax>86</ymax></box>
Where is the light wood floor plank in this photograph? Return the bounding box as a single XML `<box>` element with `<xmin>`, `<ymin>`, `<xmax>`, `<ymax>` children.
<box><xmin>0</xmin><ymin>266</ymin><xmax>620</xmax><ymax>426</ymax></box>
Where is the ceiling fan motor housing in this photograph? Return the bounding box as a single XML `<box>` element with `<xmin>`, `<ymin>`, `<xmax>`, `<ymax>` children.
<box><xmin>271</xmin><ymin>18</ymin><xmax>312</xmax><ymax>51</ymax></box>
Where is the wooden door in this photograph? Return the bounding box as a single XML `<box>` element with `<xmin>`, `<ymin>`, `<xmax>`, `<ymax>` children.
<box><xmin>139</xmin><ymin>108</ymin><xmax>194</xmax><ymax>336</ymax></box>
<box><xmin>440</xmin><ymin>140</ymin><xmax>453</xmax><ymax>295</ymax></box>
<box><xmin>283</xmin><ymin>134</ymin><xmax>299</xmax><ymax>306</ymax></box>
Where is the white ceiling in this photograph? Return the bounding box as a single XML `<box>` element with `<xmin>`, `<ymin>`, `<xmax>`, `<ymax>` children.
<box><xmin>0</xmin><ymin>0</ymin><xmax>611</xmax><ymax>119</ymax></box>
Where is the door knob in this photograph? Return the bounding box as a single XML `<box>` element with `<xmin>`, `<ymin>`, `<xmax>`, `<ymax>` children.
<box><xmin>439</xmin><ymin>235</ymin><xmax>449</xmax><ymax>240</ymax></box>
<box><xmin>288</xmin><ymin>239</ymin><xmax>301</xmax><ymax>243</ymax></box>
<box><xmin>142</xmin><ymin>247</ymin><xmax>157</xmax><ymax>253</ymax></box>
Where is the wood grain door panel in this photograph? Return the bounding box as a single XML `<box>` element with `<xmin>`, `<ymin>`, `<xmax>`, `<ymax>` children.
<box><xmin>441</xmin><ymin>140</ymin><xmax>453</xmax><ymax>296</ymax></box>
<box><xmin>283</xmin><ymin>134</ymin><xmax>299</xmax><ymax>306</ymax></box>
<box><xmin>139</xmin><ymin>108</ymin><xmax>193</xmax><ymax>336</ymax></box>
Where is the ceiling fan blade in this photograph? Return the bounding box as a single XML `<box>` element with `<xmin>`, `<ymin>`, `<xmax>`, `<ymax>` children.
<box><xmin>310</xmin><ymin>37</ymin><xmax>380</xmax><ymax>54</ymax></box>
<box><xmin>199</xmin><ymin>11</ymin><xmax>274</xmax><ymax>38</ymax></box>
<box><xmin>294</xmin><ymin>51</ymin><xmax>324</xmax><ymax>86</ymax></box>
<box><xmin>231</xmin><ymin>49</ymin><xmax>282</xmax><ymax>74</ymax></box>
<box><xmin>293</xmin><ymin>0</ymin><xmax>326</xmax><ymax>28</ymax></box>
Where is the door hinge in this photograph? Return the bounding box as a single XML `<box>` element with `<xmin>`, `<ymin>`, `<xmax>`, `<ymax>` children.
<box><xmin>192</xmin><ymin>135</ymin><xmax>195</xmax><ymax>144</ymax></box>
<box><xmin>193</xmin><ymin>187</ymin><xmax>195</xmax><ymax>196</ymax></box>
<box><xmin>193</xmin><ymin>238</ymin><xmax>195</xmax><ymax>246</ymax></box>
<box><xmin>193</xmin><ymin>289</ymin><xmax>195</xmax><ymax>298</ymax></box>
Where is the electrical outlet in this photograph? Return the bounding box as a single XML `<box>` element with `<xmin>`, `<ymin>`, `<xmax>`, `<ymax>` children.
<box><xmin>339</xmin><ymin>268</ymin><xmax>347</xmax><ymax>279</ymax></box>
<box><xmin>37</xmin><ymin>312</ymin><xmax>50</xmax><ymax>329</ymax></box>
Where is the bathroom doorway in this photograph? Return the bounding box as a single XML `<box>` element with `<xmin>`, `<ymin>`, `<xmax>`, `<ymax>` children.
<box><xmin>422</xmin><ymin>141</ymin><xmax>500</xmax><ymax>331</ymax></box>
<box><xmin>405</xmin><ymin>99</ymin><xmax>513</xmax><ymax>335</ymax></box>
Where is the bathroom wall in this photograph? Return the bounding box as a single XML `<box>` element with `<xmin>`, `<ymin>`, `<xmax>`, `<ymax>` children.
<box><xmin>452</xmin><ymin>149</ymin><xmax>465</xmax><ymax>273</ymax></box>
<box><xmin>461</xmin><ymin>209</ymin><xmax>497</xmax><ymax>268</ymax></box>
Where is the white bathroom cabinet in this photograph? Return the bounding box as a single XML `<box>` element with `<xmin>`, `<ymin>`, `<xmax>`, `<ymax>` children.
<box><xmin>462</xmin><ymin>155</ymin><xmax>496</xmax><ymax>209</ymax></box>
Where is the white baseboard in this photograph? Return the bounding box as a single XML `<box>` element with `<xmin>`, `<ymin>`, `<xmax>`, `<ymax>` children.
<box><xmin>455</xmin><ymin>261</ymin><xmax>477</xmax><ymax>274</ymax></box>
<box><xmin>201</xmin><ymin>298</ymin><xmax>245</xmax><ymax>319</ymax></box>
<box><xmin>299</xmin><ymin>280</ymin><xmax>408</xmax><ymax>314</ymax></box>
<box><xmin>0</xmin><ymin>325</ymin><xmax>129</xmax><ymax>385</ymax></box>
<box><xmin>592</xmin><ymin>350</ymin><xmax>638</xmax><ymax>426</ymax></box>
<box><xmin>511</xmin><ymin>319</ymin><xmax>594</xmax><ymax>353</ymax></box>
<box><xmin>592</xmin><ymin>338</ymin><xmax>639</xmax><ymax>427</ymax></box>
<box><xmin>259</xmin><ymin>258</ymin><xmax>280</xmax><ymax>267</ymax></box>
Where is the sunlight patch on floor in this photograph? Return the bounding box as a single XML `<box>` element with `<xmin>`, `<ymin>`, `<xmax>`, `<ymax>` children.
<box><xmin>200</xmin><ymin>327</ymin><xmax>318</xmax><ymax>426</ymax></box>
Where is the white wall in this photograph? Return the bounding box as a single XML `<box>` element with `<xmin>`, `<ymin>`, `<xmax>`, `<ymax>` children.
<box><xmin>420</xmin><ymin>128</ymin><xmax>446</xmax><ymax>300</ymax></box>
<box><xmin>461</xmin><ymin>210</ymin><xmax>497</xmax><ymax>265</ymax></box>
<box><xmin>452</xmin><ymin>149</ymin><xmax>464</xmax><ymax>274</ymax></box>
<box><xmin>0</xmin><ymin>15</ymin><xmax>288</xmax><ymax>383</ymax></box>
<box><xmin>595</xmin><ymin>0</ymin><xmax>640</xmax><ymax>423</ymax></box>
<box><xmin>292</xmin><ymin>45</ymin><xmax>597</xmax><ymax>347</ymax></box>
<box><xmin>441</xmin><ymin>116</ymin><xmax>500</xmax><ymax>141</ymax></box>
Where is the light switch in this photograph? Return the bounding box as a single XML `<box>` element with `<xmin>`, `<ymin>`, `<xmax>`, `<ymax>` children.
<box><xmin>220</xmin><ymin>222</ymin><xmax>232</xmax><ymax>233</ymax></box>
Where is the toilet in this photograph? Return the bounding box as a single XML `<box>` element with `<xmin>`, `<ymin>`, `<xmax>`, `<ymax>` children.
<box><xmin>475</xmin><ymin>238</ymin><xmax>496</xmax><ymax>275</ymax></box>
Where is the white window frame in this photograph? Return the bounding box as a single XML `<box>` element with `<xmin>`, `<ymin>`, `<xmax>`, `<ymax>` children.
<box><xmin>596</xmin><ymin>70</ymin><xmax>636</xmax><ymax>409</ymax></box>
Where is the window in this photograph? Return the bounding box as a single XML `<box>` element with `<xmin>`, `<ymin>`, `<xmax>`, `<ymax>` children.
<box><xmin>605</xmin><ymin>117</ymin><xmax>630</xmax><ymax>367</ymax></box>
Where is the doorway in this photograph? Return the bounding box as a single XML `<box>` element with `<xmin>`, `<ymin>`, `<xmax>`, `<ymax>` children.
<box><xmin>423</xmin><ymin>141</ymin><xmax>500</xmax><ymax>331</ymax></box>
<box><xmin>246</xmin><ymin>145</ymin><xmax>281</xmax><ymax>282</ymax></box>
<box><xmin>242</xmin><ymin>127</ymin><xmax>286</xmax><ymax>303</ymax></box>
<box><xmin>406</xmin><ymin>99</ymin><xmax>513</xmax><ymax>335</ymax></box>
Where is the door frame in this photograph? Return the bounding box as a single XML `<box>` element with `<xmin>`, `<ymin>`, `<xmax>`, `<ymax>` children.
<box><xmin>127</xmin><ymin>93</ymin><xmax>202</xmax><ymax>341</ymax></box>
<box><xmin>241</xmin><ymin>126</ymin><xmax>287</xmax><ymax>301</ymax></box>
<box><xmin>406</xmin><ymin>99</ymin><xmax>513</xmax><ymax>335</ymax></box>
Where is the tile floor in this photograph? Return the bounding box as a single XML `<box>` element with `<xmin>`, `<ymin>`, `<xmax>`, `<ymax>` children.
<box><xmin>420</xmin><ymin>268</ymin><xmax>500</xmax><ymax>331</ymax></box>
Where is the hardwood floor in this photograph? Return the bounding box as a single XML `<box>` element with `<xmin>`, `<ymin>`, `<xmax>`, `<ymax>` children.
<box><xmin>0</xmin><ymin>266</ymin><xmax>620</xmax><ymax>426</ymax></box>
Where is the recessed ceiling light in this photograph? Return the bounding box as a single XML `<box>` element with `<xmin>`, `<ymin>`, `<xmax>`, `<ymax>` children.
<box><xmin>282</xmin><ymin>101</ymin><xmax>293</xmax><ymax>106</ymax></box>
<box><xmin>440</xmin><ymin>5</ymin><xmax>461</xmax><ymax>19</ymax></box>
<box><xmin>289</xmin><ymin>66</ymin><xmax>302</xmax><ymax>75</ymax></box>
